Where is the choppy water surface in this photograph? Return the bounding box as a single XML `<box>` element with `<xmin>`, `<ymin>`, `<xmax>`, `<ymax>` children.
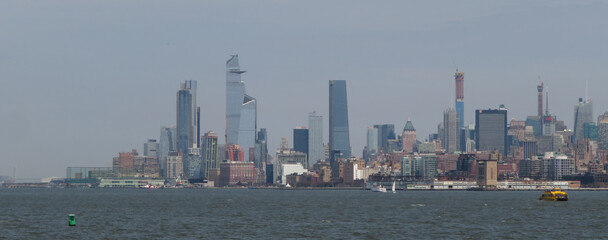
<box><xmin>1</xmin><ymin>189</ymin><xmax>607</xmax><ymax>239</ymax></box>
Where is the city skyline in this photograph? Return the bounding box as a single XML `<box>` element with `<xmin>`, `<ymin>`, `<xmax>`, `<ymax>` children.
<box><xmin>3</xmin><ymin>1</ymin><xmax>608</xmax><ymax>178</ymax></box>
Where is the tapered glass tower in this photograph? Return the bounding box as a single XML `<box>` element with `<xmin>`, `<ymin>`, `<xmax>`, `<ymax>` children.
<box><xmin>329</xmin><ymin>80</ymin><xmax>351</xmax><ymax>163</ymax></box>
<box><xmin>177</xmin><ymin>80</ymin><xmax>198</xmax><ymax>155</ymax></box>
<box><xmin>226</xmin><ymin>55</ymin><xmax>257</xmax><ymax>162</ymax></box>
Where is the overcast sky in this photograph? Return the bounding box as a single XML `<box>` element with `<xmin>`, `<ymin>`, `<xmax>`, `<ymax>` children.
<box><xmin>2</xmin><ymin>1</ymin><xmax>607</xmax><ymax>178</ymax></box>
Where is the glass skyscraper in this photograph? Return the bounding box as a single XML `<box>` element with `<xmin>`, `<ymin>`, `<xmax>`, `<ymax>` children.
<box><xmin>308</xmin><ymin>112</ymin><xmax>324</xmax><ymax>165</ymax></box>
<box><xmin>329</xmin><ymin>80</ymin><xmax>351</xmax><ymax>162</ymax></box>
<box><xmin>201</xmin><ymin>131</ymin><xmax>218</xmax><ymax>179</ymax></box>
<box><xmin>177</xmin><ymin>80</ymin><xmax>198</xmax><ymax>155</ymax></box>
<box><xmin>226</xmin><ymin>55</ymin><xmax>257</xmax><ymax>162</ymax></box>
<box><xmin>475</xmin><ymin>109</ymin><xmax>507</xmax><ymax>155</ymax></box>
<box><xmin>574</xmin><ymin>98</ymin><xmax>593</xmax><ymax>142</ymax></box>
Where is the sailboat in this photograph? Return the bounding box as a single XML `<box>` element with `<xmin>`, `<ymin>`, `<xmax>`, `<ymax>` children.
<box><xmin>391</xmin><ymin>181</ymin><xmax>396</xmax><ymax>193</ymax></box>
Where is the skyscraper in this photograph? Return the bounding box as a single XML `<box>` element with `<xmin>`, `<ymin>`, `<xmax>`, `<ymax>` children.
<box><xmin>401</xmin><ymin>119</ymin><xmax>416</xmax><ymax>153</ymax></box>
<box><xmin>366</xmin><ymin>126</ymin><xmax>379</xmax><ymax>155</ymax></box>
<box><xmin>293</xmin><ymin>127</ymin><xmax>309</xmax><ymax>166</ymax></box>
<box><xmin>574</xmin><ymin>98</ymin><xmax>593</xmax><ymax>142</ymax></box>
<box><xmin>254</xmin><ymin>128</ymin><xmax>269</xmax><ymax>170</ymax></box>
<box><xmin>226</xmin><ymin>55</ymin><xmax>257</xmax><ymax>162</ymax></box>
<box><xmin>202</xmin><ymin>131</ymin><xmax>218</xmax><ymax>179</ymax></box>
<box><xmin>177</xmin><ymin>80</ymin><xmax>198</xmax><ymax>155</ymax></box>
<box><xmin>329</xmin><ymin>80</ymin><xmax>351</xmax><ymax>163</ymax></box>
<box><xmin>475</xmin><ymin>108</ymin><xmax>508</xmax><ymax>155</ymax></box>
<box><xmin>373</xmin><ymin>124</ymin><xmax>396</xmax><ymax>152</ymax></box>
<box><xmin>443</xmin><ymin>108</ymin><xmax>460</xmax><ymax>153</ymax></box>
<box><xmin>183</xmin><ymin>148</ymin><xmax>202</xmax><ymax>179</ymax></box>
<box><xmin>144</xmin><ymin>139</ymin><xmax>158</xmax><ymax>157</ymax></box>
<box><xmin>308</xmin><ymin>112</ymin><xmax>324</xmax><ymax>165</ymax></box>
<box><xmin>158</xmin><ymin>126</ymin><xmax>177</xmax><ymax>177</ymax></box>
<box><xmin>537</xmin><ymin>82</ymin><xmax>544</xmax><ymax>117</ymax></box>
<box><xmin>455</xmin><ymin>70</ymin><xmax>465</xmax><ymax>127</ymax></box>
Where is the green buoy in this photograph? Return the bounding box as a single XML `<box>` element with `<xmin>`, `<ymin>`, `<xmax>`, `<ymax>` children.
<box><xmin>68</xmin><ymin>214</ymin><xmax>75</xmax><ymax>226</ymax></box>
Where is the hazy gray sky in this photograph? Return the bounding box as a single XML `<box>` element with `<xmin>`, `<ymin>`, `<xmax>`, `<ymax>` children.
<box><xmin>2</xmin><ymin>1</ymin><xmax>607</xmax><ymax>178</ymax></box>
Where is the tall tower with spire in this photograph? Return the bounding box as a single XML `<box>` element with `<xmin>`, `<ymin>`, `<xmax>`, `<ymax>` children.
<box><xmin>455</xmin><ymin>70</ymin><xmax>465</xmax><ymax>127</ymax></box>
<box><xmin>537</xmin><ymin>81</ymin><xmax>544</xmax><ymax>117</ymax></box>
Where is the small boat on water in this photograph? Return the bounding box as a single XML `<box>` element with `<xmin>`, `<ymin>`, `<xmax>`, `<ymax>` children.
<box><xmin>371</xmin><ymin>184</ymin><xmax>387</xmax><ymax>193</ymax></box>
<box><xmin>391</xmin><ymin>181</ymin><xmax>396</xmax><ymax>193</ymax></box>
<box><xmin>140</xmin><ymin>184</ymin><xmax>160</xmax><ymax>189</ymax></box>
<box><xmin>539</xmin><ymin>188</ymin><xmax>568</xmax><ymax>201</ymax></box>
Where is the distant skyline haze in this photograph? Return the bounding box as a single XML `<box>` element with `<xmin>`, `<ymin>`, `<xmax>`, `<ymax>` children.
<box><xmin>1</xmin><ymin>1</ymin><xmax>608</xmax><ymax>178</ymax></box>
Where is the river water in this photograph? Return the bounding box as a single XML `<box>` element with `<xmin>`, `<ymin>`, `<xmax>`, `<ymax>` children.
<box><xmin>1</xmin><ymin>189</ymin><xmax>606</xmax><ymax>239</ymax></box>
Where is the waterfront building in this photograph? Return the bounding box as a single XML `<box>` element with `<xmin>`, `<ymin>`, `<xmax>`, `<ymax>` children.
<box><xmin>276</xmin><ymin>148</ymin><xmax>308</xmax><ymax>169</ymax></box>
<box><xmin>144</xmin><ymin>139</ymin><xmax>158</xmax><ymax>157</ymax></box>
<box><xmin>308</xmin><ymin>112</ymin><xmax>324</xmax><ymax>165</ymax></box>
<box><xmin>112</xmin><ymin>149</ymin><xmax>138</xmax><ymax>174</ymax></box>
<box><xmin>218</xmin><ymin>161</ymin><xmax>256</xmax><ymax>186</ymax></box>
<box><xmin>442</xmin><ymin>108</ymin><xmax>460</xmax><ymax>153</ymax></box>
<box><xmin>329</xmin><ymin>80</ymin><xmax>351</xmax><ymax>163</ymax></box>
<box><xmin>132</xmin><ymin>156</ymin><xmax>161</xmax><ymax>178</ymax></box>
<box><xmin>477</xmin><ymin>159</ymin><xmax>497</xmax><ymax>187</ymax></box>
<box><xmin>164</xmin><ymin>153</ymin><xmax>183</xmax><ymax>178</ymax></box>
<box><xmin>416</xmin><ymin>155</ymin><xmax>438</xmax><ymax>179</ymax></box>
<box><xmin>519</xmin><ymin>159</ymin><xmax>542</xmax><ymax>179</ymax></box>
<box><xmin>401</xmin><ymin>119</ymin><xmax>416</xmax><ymax>154</ymax></box>
<box><xmin>202</xmin><ymin>131</ymin><xmax>218</xmax><ymax>179</ymax></box>
<box><xmin>279</xmin><ymin>163</ymin><xmax>307</xmax><ymax>185</ymax></box>
<box><xmin>226</xmin><ymin>55</ymin><xmax>257</xmax><ymax>162</ymax></box>
<box><xmin>293</xmin><ymin>127</ymin><xmax>309</xmax><ymax>164</ymax></box>
<box><xmin>183</xmin><ymin>148</ymin><xmax>202</xmax><ymax>179</ymax></box>
<box><xmin>476</xmin><ymin>108</ymin><xmax>508</xmax><ymax>155</ymax></box>
<box><xmin>541</xmin><ymin>153</ymin><xmax>575</xmax><ymax>180</ymax></box>
<box><xmin>574</xmin><ymin>98</ymin><xmax>593</xmax><ymax>142</ymax></box>
<box><xmin>401</xmin><ymin>156</ymin><xmax>413</xmax><ymax>176</ymax></box>
<box><xmin>266</xmin><ymin>163</ymin><xmax>274</xmax><ymax>184</ymax></box>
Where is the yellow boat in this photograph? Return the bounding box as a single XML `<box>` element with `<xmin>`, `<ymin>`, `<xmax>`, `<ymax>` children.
<box><xmin>539</xmin><ymin>188</ymin><xmax>568</xmax><ymax>201</ymax></box>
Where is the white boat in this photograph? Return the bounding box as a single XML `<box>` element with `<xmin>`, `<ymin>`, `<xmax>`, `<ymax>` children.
<box><xmin>391</xmin><ymin>181</ymin><xmax>396</xmax><ymax>193</ymax></box>
<box><xmin>139</xmin><ymin>184</ymin><xmax>160</xmax><ymax>189</ymax></box>
<box><xmin>371</xmin><ymin>185</ymin><xmax>387</xmax><ymax>192</ymax></box>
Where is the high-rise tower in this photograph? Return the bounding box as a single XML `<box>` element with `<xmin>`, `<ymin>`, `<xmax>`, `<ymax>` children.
<box><xmin>401</xmin><ymin>119</ymin><xmax>416</xmax><ymax>153</ymax></box>
<box><xmin>225</xmin><ymin>55</ymin><xmax>257</xmax><ymax>162</ymax></box>
<box><xmin>329</xmin><ymin>80</ymin><xmax>351</xmax><ymax>164</ymax></box>
<box><xmin>177</xmin><ymin>80</ymin><xmax>198</xmax><ymax>155</ymax></box>
<box><xmin>475</xmin><ymin>108</ymin><xmax>508</xmax><ymax>155</ymax></box>
<box><xmin>574</xmin><ymin>98</ymin><xmax>593</xmax><ymax>142</ymax></box>
<box><xmin>201</xmin><ymin>131</ymin><xmax>218</xmax><ymax>179</ymax></box>
<box><xmin>455</xmin><ymin>70</ymin><xmax>465</xmax><ymax>127</ymax></box>
<box><xmin>537</xmin><ymin>82</ymin><xmax>544</xmax><ymax>117</ymax></box>
<box><xmin>308</xmin><ymin>112</ymin><xmax>324</xmax><ymax>165</ymax></box>
<box><xmin>443</xmin><ymin>108</ymin><xmax>460</xmax><ymax>153</ymax></box>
